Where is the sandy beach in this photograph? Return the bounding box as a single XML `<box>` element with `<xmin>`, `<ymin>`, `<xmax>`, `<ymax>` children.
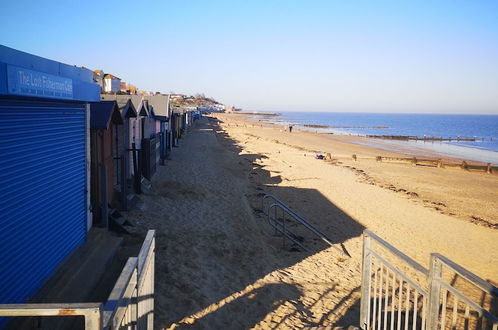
<box><xmin>124</xmin><ymin>114</ymin><xmax>498</xmax><ymax>329</ymax></box>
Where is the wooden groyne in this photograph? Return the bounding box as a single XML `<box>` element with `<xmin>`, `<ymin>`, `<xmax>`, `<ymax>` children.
<box><xmin>366</xmin><ymin>135</ymin><xmax>493</xmax><ymax>142</ymax></box>
<box><xmin>351</xmin><ymin>154</ymin><xmax>496</xmax><ymax>173</ymax></box>
<box><xmin>303</xmin><ymin>125</ymin><xmax>389</xmax><ymax>129</ymax></box>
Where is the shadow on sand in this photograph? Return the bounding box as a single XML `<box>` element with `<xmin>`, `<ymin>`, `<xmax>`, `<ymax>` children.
<box><xmin>157</xmin><ymin>117</ymin><xmax>365</xmax><ymax>329</ymax></box>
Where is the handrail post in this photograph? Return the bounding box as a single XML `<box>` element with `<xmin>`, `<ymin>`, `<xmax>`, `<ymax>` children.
<box><xmin>84</xmin><ymin>307</ymin><xmax>102</xmax><ymax>330</ymax></box>
<box><xmin>282</xmin><ymin>208</ymin><xmax>286</xmax><ymax>249</ymax></box>
<box><xmin>360</xmin><ymin>233</ymin><xmax>372</xmax><ymax>329</ymax></box>
<box><xmin>427</xmin><ymin>254</ymin><xmax>442</xmax><ymax>329</ymax></box>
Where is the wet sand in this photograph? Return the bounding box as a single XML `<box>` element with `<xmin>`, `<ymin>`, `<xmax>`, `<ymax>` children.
<box><xmin>123</xmin><ymin>115</ymin><xmax>498</xmax><ymax>329</ymax></box>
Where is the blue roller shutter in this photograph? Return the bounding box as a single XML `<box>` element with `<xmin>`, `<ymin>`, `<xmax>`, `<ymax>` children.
<box><xmin>0</xmin><ymin>100</ymin><xmax>87</xmax><ymax>305</ymax></box>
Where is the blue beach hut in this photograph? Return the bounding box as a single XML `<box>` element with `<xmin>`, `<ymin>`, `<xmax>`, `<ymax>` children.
<box><xmin>0</xmin><ymin>45</ymin><xmax>100</xmax><ymax>315</ymax></box>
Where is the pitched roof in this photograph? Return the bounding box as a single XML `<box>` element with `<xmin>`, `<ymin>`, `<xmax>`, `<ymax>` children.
<box><xmin>100</xmin><ymin>94</ymin><xmax>137</xmax><ymax>118</ymax></box>
<box><xmin>104</xmin><ymin>73</ymin><xmax>120</xmax><ymax>80</ymax></box>
<box><xmin>90</xmin><ymin>101</ymin><xmax>123</xmax><ymax>129</ymax></box>
<box><xmin>130</xmin><ymin>95</ymin><xmax>149</xmax><ymax>117</ymax></box>
<box><xmin>144</xmin><ymin>95</ymin><xmax>170</xmax><ymax>120</ymax></box>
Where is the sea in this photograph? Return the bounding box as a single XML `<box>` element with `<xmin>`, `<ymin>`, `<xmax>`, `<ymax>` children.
<box><xmin>250</xmin><ymin>112</ymin><xmax>498</xmax><ymax>164</ymax></box>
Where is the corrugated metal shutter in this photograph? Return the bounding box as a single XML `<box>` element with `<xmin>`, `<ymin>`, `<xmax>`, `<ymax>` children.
<box><xmin>0</xmin><ymin>100</ymin><xmax>87</xmax><ymax>304</ymax></box>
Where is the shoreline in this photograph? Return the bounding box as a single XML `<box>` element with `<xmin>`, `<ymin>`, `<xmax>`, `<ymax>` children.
<box><xmin>123</xmin><ymin>117</ymin><xmax>497</xmax><ymax>328</ymax></box>
<box><xmin>239</xmin><ymin>112</ymin><xmax>498</xmax><ymax>165</ymax></box>
<box><xmin>229</xmin><ymin>112</ymin><xmax>498</xmax><ymax>165</ymax></box>
<box><xmin>214</xmin><ymin>112</ymin><xmax>498</xmax><ymax>229</ymax></box>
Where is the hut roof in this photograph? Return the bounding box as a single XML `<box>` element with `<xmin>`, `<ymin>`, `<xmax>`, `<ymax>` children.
<box><xmin>100</xmin><ymin>94</ymin><xmax>138</xmax><ymax>118</ymax></box>
<box><xmin>129</xmin><ymin>95</ymin><xmax>149</xmax><ymax>117</ymax></box>
<box><xmin>144</xmin><ymin>95</ymin><xmax>170</xmax><ymax>120</ymax></box>
<box><xmin>90</xmin><ymin>101</ymin><xmax>123</xmax><ymax>129</ymax></box>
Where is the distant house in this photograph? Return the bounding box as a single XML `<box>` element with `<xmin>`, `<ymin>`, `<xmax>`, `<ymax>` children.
<box><xmin>103</xmin><ymin>73</ymin><xmax>121</xmax><ymax>93</ymax></box>
<box><xmin>128</xmin><ymin>84</ymin><xmax>137</xmax><ymax>94</ymax></box>
<box><xmin>120</xmin><ymin>81</ymin><xmax>128</xmax><ymax>93</ymax></box>
<box><xmin>93</xmin><ymin>69</ymin><xmax>104</xmax><ymax>91</ymax></box>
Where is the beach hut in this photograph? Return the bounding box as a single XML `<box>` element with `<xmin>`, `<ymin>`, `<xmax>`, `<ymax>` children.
<box><xmin>145</xmin><ymin>94</ymin><xmax>171</xmax><ymax>165</ymax></box>
<box><xmin>128</xmin><ymin>95</ymin><xmax>156</xmax><ymax>180</ymax></box>
<box><xmin>0</xmin><ymin>45</ymin><xmax>100</xmax><ymax>311</ymax></box>
<box><xmin>171</xmin><ymin>109</ymin><xmax>182</xmax><ymax>146</ymax></box>
<box><xmin>100</xmin><ymin>95</ymin><xmax>142</xmax><ymax>196</ymax></box>
<box><xmin>89</xmin><ymin>101</ymin><xmax>123</xmax><ymax>224</ymax></box>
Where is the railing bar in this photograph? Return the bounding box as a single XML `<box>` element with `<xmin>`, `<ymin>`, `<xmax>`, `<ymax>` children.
<box><xmin>397</xmin><ymin>280</ymin><xmax>403</xmax><ymax>330</ymax></box>
<box><xmin>391</xmin><ymin>273</ymin><xmax>396</xmax><ymax>330</ymax></box>
<box><xmin>421</xmin><ymin>296</ymin><xmax>427</xmax><ymax>330</ymax></box>
<box><xmin>477</xmin><ymin>313</ymin><xmax>483</xmax><ymax>330</ymax></box>
<box><xmin>441</xmin><ymin>288</ymin><xmax>447</xmax><ymax>330</ymax></box>
<box><xmin>404</xmin><ymin>284</ymin><xmax>410</xmax><ymax>330</ymax></box>
<box><xmin>439</xmin><ymin>281</ymin><xmax>498</xmax><ymax>322</ymax></box>
<box><xmin>268</xmin><ymin>212</ymin><xmax>309</xmax><ymax>251</ymax></box>
<box><xmin>433</xmin><ymin>253</ymin><xmax>498</xmax><ymax>295</ymax></box>
<box><xmin>378</xmin><ymin>263</ymin><xmax>384</xmax><ymax>330</ymax></box>
<box><xmin>137</xmin><ymin>230</ymin><xmax>155</xmax><ymax>273</ymax></box>
<box><xmin>451</xmin><ymin>295</ymin><xmax>458</xmax><ymax>330</ymax></box>
<box><xmin>112</xmin><ymin>268</ymin><xmax>137</xmax><ymax>330</ymax></box>
<box><xmin>373</xmin><ymin>259</ymin><xmax>378</xmax><ymax>330</ymax></box>
<box><xmin>268</xmin><ymin>203</ymin><xmax>333</xmax><ymax>246</ymax></box>
<box><xmin>464</xmin><ymin>305</ymin><xmax>470</xmax><ymax>330</ymax></box>
<box><xmin>103</xmin><ymin>257</ymin><xmax>138</xmax><ymax>328</ymax></box>
<box><xmin>370</xmin><ymin>250</ymin><xmax>428</xmax><ymax>296</ymax></box>
<box><xmin>365</xmin><ymin>230</ymin><xmax>429</xmax><ymax>276</ymax></box>
<box><xmin>268</xmin><ymin>200</ymin><xmax>334</xmax><ymax>243</ymax></box>
<box><xmin>413</xmin><ymin>290</ymin><xmax>418</xmax><ymax>330</ymax></box>
<box><xmin>137</xmin><ymin>243</ymin><xmax>154</xmax><ymax>291</ymax></box>
<box><xmin>384</xmin><ymin>269</ymin><xmax>389</xmax><ymax>330</ymax></box>
<box><xmin>366</xmin><ymin>255</ymin><xmax>372</xmax><ymax>330</ymax></box>
<box><xmin>265</xmin><ymin>197</ymin><xmax>349</xmax><ymax>256</ymax></box>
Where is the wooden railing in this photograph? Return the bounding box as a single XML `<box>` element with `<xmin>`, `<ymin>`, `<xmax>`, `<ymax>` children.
<box><xmin>0</xmin><ymin>230</ymin><xmax>155</xmax><ymax>330</ymax></box>
<box><xmin>103</xmin><ymin>229</ymin><xmax>155</xmax><ymax>330</ymax></box>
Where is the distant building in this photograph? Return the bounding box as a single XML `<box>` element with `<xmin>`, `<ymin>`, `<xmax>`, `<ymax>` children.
<box><xmin>128</xmin><ymin>84</ymin><xmax>137</xmax><ymax>94</ymax></box>
<box><xmin>224</xmin><ymin>105</ymin><xmax>235</xmax><ymax>112</ymax></box>
<box><xmin>120</xmin><ymin>81</ymin><xmax>128</xmax><ymax>93</ymax></box>
<box><xmin>170</xmin><ymin>94</ymin><xmax>185</xmax><ymax>100</ymax></box>
<box><xmin>93</xmin><ymin>70</ymin><xmax>104</xmax><ymax>91</ymax></box>
<box><xmin>103</xmin><ymin>73</ymin><xmax>121</xmax><ymax>93</ymax></box>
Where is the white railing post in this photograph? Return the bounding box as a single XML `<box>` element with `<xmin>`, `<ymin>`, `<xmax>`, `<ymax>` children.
<box><xmin>427</xmin><ymin>254</ymin><xmax>442</xmax><ymax>330</ymax></box>
<box><xmin>148</xmin><ymin>235</ymin><xmax>155</xmax><ymax>330</ymax></box>
<box><xmin>83</xmin><ymin>306</ymin><xmax>102</xmax><ymax>330</ymax></box>
<box><xmin>360</xmin><ymin>232</ymin><xmax>372</xmax><ymax>329</ymax></box>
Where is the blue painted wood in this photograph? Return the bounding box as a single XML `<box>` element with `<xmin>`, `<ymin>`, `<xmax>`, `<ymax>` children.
<box><xmin>0</xmin><ymin>45</ymin><xmax>100</xmax><ymax>102</ymax></box>
<box><xmin>0</xmin><ymin>100</ymin><xmax>87</xmax><ymax>309</ymax></box>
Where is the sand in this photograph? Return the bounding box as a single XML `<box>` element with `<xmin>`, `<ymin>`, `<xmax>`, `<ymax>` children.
<box><xmin>123</xmin><ymin>114</ymin><xmax>498</xmax><ymax>329</ymax></box>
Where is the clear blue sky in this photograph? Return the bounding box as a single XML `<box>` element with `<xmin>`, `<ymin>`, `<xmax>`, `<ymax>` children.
<box><xmin>1</xmin><ymin>0</ymin><xmax>497</xmax><ymax>113</ymax></box>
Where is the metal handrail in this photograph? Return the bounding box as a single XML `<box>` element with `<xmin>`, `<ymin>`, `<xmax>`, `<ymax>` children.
<box><xmin>263</xmin><ymin>194</ymin><xmax>346</xmax><ymax>255</ymax></box>
<box><xmin>432</xmin><ymin>253</ymin><xmax>498</xmax><ymax>296</ymax></box>
<box><xmin>364</xmin><ymin>229</ymin><xmax>429</xmax><ymax>276</ymax></box>
<box><xmin>267</xmin><ymin>202</ymin><xmax>308</xmax><ymax>251</ymax></box>
<box><xmin>360</xmin><ymin>230</ymin><xmax>498</xmax><ymax>330</ymax></box>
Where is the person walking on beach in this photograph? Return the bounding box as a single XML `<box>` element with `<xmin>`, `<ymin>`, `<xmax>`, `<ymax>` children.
<box><xmin>289</xmin><ymin>125</ymin><xmax>293</xmax><ymax>133</ymax></box>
